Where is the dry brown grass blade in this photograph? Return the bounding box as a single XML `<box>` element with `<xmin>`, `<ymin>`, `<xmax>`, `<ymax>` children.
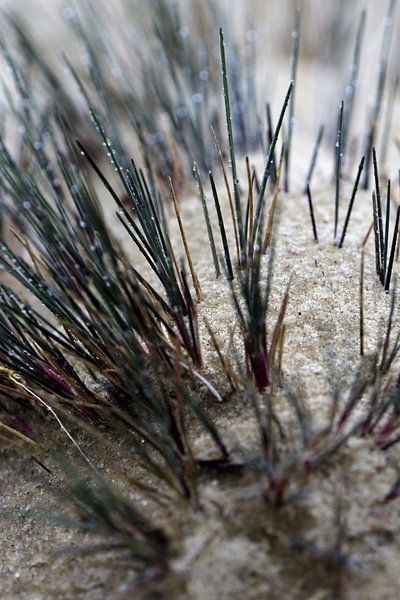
<box><xmin>203</xmin><ymin>316</ymin><xmax>237</xmax><ymax>392</ymax></box>
<box><xmin>246</xmin><ymin>156</ymin><xmax>254</xmax><ymax>257</ymax></box>
<box><xmin>10</xmin><ymin>229</ymin><xmax>45</xmax><ymax>277</ymax></box>
<box><xmin>0</xmin><ymin>421</ymin><xmax>38</xmax><ymax>446</ymax></box>
<box><xmin>263</xmin><ymin>143</ymin><xmax>285</xmax><ymax>253</ymax></box>
<box><xmin>0</xmin><ymin>419</ymin><xmax>37</xmax><ymax>446</ymax></box>
<box><xmin>269</xmin><ymin>278</ymin><xmax>291</xmax><ymax>370</ymax></box>
<box><xmin>168</xmin><ymin>176</ymin><xmax>202</xmax><ymax>302</ymax></box>
<box><xmin>210</xmin><ymin>125</ymin><xmax>240</xmax><ymax>264</ymax></box>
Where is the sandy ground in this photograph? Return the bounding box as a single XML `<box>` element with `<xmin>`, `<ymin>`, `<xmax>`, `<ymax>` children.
<box><xmin>2</xmin><ymin>173</ymin><xmax>400</xmax><ymax>599</ymax></box>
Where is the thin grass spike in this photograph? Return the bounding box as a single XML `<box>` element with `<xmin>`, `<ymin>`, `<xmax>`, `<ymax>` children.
<box><xmin>219</xmin><ymin>28</ymin><xmax>243</xmax><ymax>259</ymax></box>
<box><xmin>360</xmin><ymin>250</ymin><xmax>365</xmax><ymax>356</ymax></box>
<box><xmin>363</xmin><ymin>0</ymin><xmax>397</xmax><ymax>188</ymax></box>
<box><xmin>334</xmin><ymin>101</ymin><xmax>344</xmax><ymax>242</ymax></box>
<box><xmin>168</xmin><ymin>177</ymin><xmax>203</xmax><ymax>301</ymax></box>
<box><xmin>384</xmin><ymin>205</ymin><xmax>400</xmax><ymax>292</ymax></box>
<box><xmin>343</xmin><ymin>9</ymin><xmax>366</xmax><ymax>159</ymax></box>
<box><xmin>266</xmin><ymin>103</ymin><xmax>277</xmax><ymax>185</ymax></box>
<box><xmin>209</xmin><ymin>171</ymin><xmax>234</xmax><ymax>281</ymax></box>
<box><xmin>284</xmin><ymin>8</ymin><xmax>301</xmax><ymax>193</ymax></box>
<box><xmin>263</xmin><ymin>143</ymin><xmax>285</xmax><ymax>253</ymax></box>
<box><xmin>338</xmin><ymin>155</ymin><xmax>365</xmax><ymax>248</ymax></box>
<box><xmin>304</xmin><ymin>124</ymin><xmax>324</xmax><ymax>193</ymax></box>
<box><xmin>372</xmin><ymin>191</ymin><xmax>382</xmax><ymax>279</ymax></box>
<box><xmin>305</xmin><ymin>184</ymin><xmax>318</xmax><ymax>243</ymax></box>
<box><xmin>384</xmin><ymin>179</ymin><xmax>391</xmax><ymax>275</ymax></box>
<box><xmin>381</xmin><ymin>76</ymin><xmax>399</xmax><ymax>168</ymax></box>
<box><xmin>193</xmin><ymin>163</ymin><xmax>220</xmax><ymax>278</ymax></box>
<box><xmin>253</xmin><ymin>81</ymin><xmax>293</xmax><ymax>243</ymax></box>
<box><xmin>210</xmin><ymin>125</ymin><xmax>240</xmax><ymax>264</ymax></box>
<box><xmin>246</xmin><ymin>156</ymin><xmax>254</xmax><ymax>258</ymax></box>
<box><xmin>373</xmin><ymin>147</ymin><xmax>385</xmax><ymax>282</ymax></box>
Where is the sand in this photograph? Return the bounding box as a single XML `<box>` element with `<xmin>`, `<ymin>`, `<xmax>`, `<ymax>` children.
<box><xmin>2</xmin><ymin>172</ymin><xmax>400</xmax><ymax>599</ymax></box>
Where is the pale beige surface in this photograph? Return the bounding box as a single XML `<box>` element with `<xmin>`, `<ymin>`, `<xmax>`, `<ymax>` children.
<box><xmin>2</xmin><ymin>175</ymin><xmax>400</xmax><ymax>599</ymax></box>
